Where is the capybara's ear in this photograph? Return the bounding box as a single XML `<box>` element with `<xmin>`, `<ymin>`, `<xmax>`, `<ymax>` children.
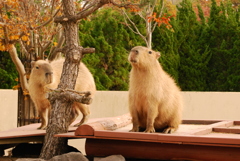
<box><xmin>156</xmin><ymin>52</ymin><xmax>161</xmax><ymax>59</ymax></box>
<box><xmin>31</xmin><ymin>61</ymin><xmax>36</xmax><ymax>69</ymax></box>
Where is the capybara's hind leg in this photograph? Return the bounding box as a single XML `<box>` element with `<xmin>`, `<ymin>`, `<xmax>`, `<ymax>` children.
<box><xmin>38</xmin><ymin>108</ymin><xmax>48</xmax><ymax>130</ymax></box>
<box><xmin>69</xmin><ymin>106</ymin><xmax>80</xmax><ymax>126</ymax></box>
<box><xmin>163</xmin><ymin>127</ymin><xmax>176</xmax><ymax>134</ymax></box>
<box><xmin>74</xmin><ymin>104</ymin><xmax>90</xmax><ymax>127</ymax></box>
<box><xmin>163</xmin><ymin>117</ymin><xmax>181</xmax><ymax>133</ymax></box>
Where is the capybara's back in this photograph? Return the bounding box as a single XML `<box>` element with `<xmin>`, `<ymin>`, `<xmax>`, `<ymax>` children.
<box><xmin>128</xmin><ymin>46</ymin><xmax>182</xmax><ymax>133</ymax></box>
<box><xmin>49</xmin><ymin>58</ymin><xmax>96</xmax><ymax>94</ymax></box>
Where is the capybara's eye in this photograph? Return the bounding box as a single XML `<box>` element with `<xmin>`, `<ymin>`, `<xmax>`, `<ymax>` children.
<box><xmin>148</xmin><ymin>51</ymin><xmax>152</xmax><ymax>54</ymax></box>
<box><xmin>36</xmin><ymin>66</ymin><xmax>39</xmax><ymax>69</ymax></box>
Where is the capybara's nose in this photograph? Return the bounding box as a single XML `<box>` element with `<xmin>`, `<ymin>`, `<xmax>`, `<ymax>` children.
<box><xmin>131</xmin><ymin>49</ymin><xmax>139</xmax><ymax>55</ymax></box>
<box><xmin>134</xmin><ymin>50</ymin><xmax>139</xmax><ymax>55</ymax></box>
<box><xmin>45</xmin><ymin>72</ymin><xmax>53</xmax><ymax>77</ymax></box>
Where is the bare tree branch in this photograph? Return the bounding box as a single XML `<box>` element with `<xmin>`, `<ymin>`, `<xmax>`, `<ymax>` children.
<box><xmin>18</xmin><ymin>40</ymin><xmax>30</xmax><ymax>59</ymax></box>
<box><xmin>55</xmin><ymin>0</ymin><xmax>143</xmax><ymax>23</ymax></box>
<box><xmin>8</xmin><ymin>45</ymin><xmax>29</xmax><ymax>92</ymax></box>
<box><xmin>122</xmin><ymin>9</ymin><xmax>148</xmax><ymax>46</ymax></box>
<box><xmin>35</xmin><ymin>7</ymin><xmax>61</xmax><ymax>29</ymax></box>
<box><xmin>111</xmin><ymin>0</ymin><xmax>147</xmax><ymax>9</ymax></box>
<box><xmin>48</xmin><ymin>33</ymin><xmax>65</xmax><ymax>61</ymax></box>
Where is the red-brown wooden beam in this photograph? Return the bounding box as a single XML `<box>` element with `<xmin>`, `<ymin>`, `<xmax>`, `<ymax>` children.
<box><xmin>85</xmin><ymin>138</ymin><xmax>240</xmax><ymax>161</ymax></box>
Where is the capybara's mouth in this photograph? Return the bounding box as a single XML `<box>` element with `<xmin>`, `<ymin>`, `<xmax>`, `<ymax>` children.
<box><xmin>46</xmin><ymin>77</ymin><xmax>52</xmax><ymax>84</ymax></box>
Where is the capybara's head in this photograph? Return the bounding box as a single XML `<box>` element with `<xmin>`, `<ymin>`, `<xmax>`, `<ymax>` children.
<box><xmin>30</xmin><ymin>60</ymin><xmax>53</xmax><ymax>85</ymax></box>
<box><xmin>128</xmin><ymin>46</ymin><xmax>161</xmax><ymax>68</ymax></box>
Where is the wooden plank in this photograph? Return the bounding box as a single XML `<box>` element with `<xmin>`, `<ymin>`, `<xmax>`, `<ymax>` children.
<box><xmin>0</xmin><ymin>125</ymin><xmax>77</xmax><ymax>140</ymax></box>
<box><xmin>0</xmin><ymin>136</ymin><xmax>44</xmax><ymax>145</ymax></box>
<box><xmin>85</xmin><ymin>138</ymin><xmax>240</xmax><ymax>161</ymax></box>
<box><xmin>233</xmin><ymin>121</ymin><xmax>240</xmax><ymax>125</ymax></box>
<box><xmin>187</xmin><ymin>120</ymin><xmax>234</xmax><ymax>135</ymax></box>
<box><xmin>213</xmin><ymin>127</ymin><xmax>240</xmax><ymax>134</ymax></box>
<box><xmin>182</xmin><ymin>120</ymin><xmax>221</xmax><ymax>125</ymax></box>
<box><xmin>92</xmin><ymin>130</ymin><xmax>240</xmax><ymax>147</ymax></box>
<box><xmin>0</xmin><ymin>119</ymin><xmax>81</xmax><ymax>145</ymax></box>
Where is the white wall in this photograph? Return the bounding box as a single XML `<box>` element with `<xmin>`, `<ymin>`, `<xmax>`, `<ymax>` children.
<box><xmin>1</xmin><ymin>90</ymin><xmax>240</xmax><ymax>132</ymax></box>
<box><xmin>182</xmin><ymin>92</ymin><xmax>240</xmax><ymax>120</ymax></box>
<box><xmin>87</xmin><ymin>91</ymin><xmax>240</xmax><ymax>121</ymax></box>
<box><xmin>88</xmin><ymin>91</ymin><xmax>129</xmax><ymax>119</ymax></box>
<box><xmin>0</xmin><ymin>90</ymin><xmax>18</xmax><ymax>131</ymax></box>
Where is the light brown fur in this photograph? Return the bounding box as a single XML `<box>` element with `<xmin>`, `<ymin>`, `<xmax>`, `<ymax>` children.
<box><xmin>28</xmin><ymin>58</ymin><xmax>96</xmax><ymax>130</ymax></box>
<box><xmin>128</xmin><ymin>46</ymin><xmax>183</xmax><ymax>133</ymax></box>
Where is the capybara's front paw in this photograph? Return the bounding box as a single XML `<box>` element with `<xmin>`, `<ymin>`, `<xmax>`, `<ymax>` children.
<box><xmin>144</xmin><ymin>127</ymin><xmax>155</xmax><ymax>133</ymax></box>
<box><xmin>129</xmin><ymin>127</ymin><xmax>139</xmax><ymax>132</ymax></box>
<box><xmin>37</xmin><ymin>126</ymin><xmax>46</xmax><ymax>130</ymax></box>
<box><xmin>163</xmin><ymin>127</ymin><xmax>176</xmax><ymax>134</ymax></box>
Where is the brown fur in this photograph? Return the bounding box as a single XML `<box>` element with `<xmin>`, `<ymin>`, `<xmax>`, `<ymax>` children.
<box><xmin>28</xmin><ymin>58</ymin><xmax>96</xmax><ymax>130</ymax></box>
<box><xmin>128</xmin><ymin>46</ymin><xmax>183</xmax><ymax>133</ymax></box>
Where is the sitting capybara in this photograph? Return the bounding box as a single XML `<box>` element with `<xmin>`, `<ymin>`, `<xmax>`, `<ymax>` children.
<box><xmin>128</xmin><ymin>46</ymin><xmax>183</xmax><ymax>133</ymax></box>
<box><xmin>28</xmin><ymin>58</ymin><xmax>96</xmax><ymax>130</ymax></box>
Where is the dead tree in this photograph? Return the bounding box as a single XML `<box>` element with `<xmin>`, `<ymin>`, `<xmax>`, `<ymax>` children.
<box><xmin>39</xmin><ymin>0</ymin><xmax>142</xmax><ymax>159</ymax></box>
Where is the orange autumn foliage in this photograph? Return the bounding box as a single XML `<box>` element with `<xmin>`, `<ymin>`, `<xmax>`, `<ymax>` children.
<box><xmin>0</xmin><ymin>0</ymin><xmax>62</xmax><ymax>51</ymax></box>
<box><xmin>147</xmin><ymin>12</ymin><xmax>175</xmax><ymax>28</ymax></box>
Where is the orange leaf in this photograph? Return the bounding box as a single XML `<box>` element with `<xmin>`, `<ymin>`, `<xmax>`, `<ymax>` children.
<box><xmin>21</xmin><ymin>35</ymin><xmax>28</xmax><ymax>41</ymax></box>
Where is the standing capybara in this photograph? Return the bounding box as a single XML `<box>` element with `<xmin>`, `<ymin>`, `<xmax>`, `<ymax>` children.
<box><xmin>28</xmin><ymin>58</ymin><xmax>96</xmax><ymax>130</ymax></box>
<box><xmin>128</xmin><ymin>46</ymin><xmax>183</xmax><ymax>133</ymax></box>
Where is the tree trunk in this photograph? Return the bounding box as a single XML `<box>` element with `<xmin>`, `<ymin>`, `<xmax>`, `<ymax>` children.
<box><xmin>40</xmin><ymin>0</ymin><xmax>82</xmax><ymax>159</ymax></box>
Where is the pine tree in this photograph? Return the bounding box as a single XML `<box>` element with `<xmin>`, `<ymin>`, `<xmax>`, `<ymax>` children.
<box><xmin>207</xmin><ymin>0</ymin><xmax>240</xmax><ymax>91</ymax></box>
<box><xmin>153</xmin><ymin>0</ymin><xmax>212</xmax><ymax>91</ymax></box>
<box><xmin>0</xmin><ymin>51</ymin><xmax>18</xmax><ymax>89</ymax></box>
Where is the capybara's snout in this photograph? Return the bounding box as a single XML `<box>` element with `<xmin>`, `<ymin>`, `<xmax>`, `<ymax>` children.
<box><xmin>131</xmin><ymin>49</ymin><xmax>139</xmax><ymax>55</ymax></box>
<box><xmin>45</xmin><ymin>72</ymin><xmax>53</xmax><ymax>84</ymax></box>
<box><xmin>129</xmin><ymin>49</ymin><xmax>139</xmax><ymax>63</ymax></box>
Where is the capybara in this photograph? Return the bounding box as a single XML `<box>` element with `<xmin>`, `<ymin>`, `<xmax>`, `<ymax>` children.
<box><xmin>128</xmin><ymin>46</ymin><xmax>183</xmax><ymax>133</ymax></box>
<box><xmin>28</xmin><ymin>58</ymin><xmax>96</xmax><ymax>130</ymax></box>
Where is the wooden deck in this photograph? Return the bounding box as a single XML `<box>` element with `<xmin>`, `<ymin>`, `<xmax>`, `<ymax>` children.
<box><xmin>56</xmin><ymin>114</ymin><xmax>240</xmax><ymax>161</ymax></box>
<box><xmin>1</xmin><ymin>114</ymin><xmax>240</xmax><ymax>160</ymax></box>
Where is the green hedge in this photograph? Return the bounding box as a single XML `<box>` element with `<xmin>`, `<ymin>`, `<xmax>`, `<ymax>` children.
<box><xmin>0</xmin><ymin>51</ymin><xmax>18</xmax><ymax>89</ymax></box>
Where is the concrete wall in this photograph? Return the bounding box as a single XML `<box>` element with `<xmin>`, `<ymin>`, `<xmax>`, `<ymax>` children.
<box><xmin>0</xmin><ymin>90</ymin><xmax>18</xmax><ymax>131</ymax></box>
<box><xmin>87</xmin><ymin>91</ymin><xmax>129</xmax><ymax>119</ymax></box>
<box><xmin>1</xmin><ymin>90</ymin><xmax>240</xmax><ymax>132</ymax></box>
<box><xmin>182</xmin><ymin>92</ymin><xmax>240</xmax><ymax>120</ymax></box>
<box><xmin>86</xmin><ymin>91</ymin><xmax>240</xmax><ymax>121</ymax></box>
